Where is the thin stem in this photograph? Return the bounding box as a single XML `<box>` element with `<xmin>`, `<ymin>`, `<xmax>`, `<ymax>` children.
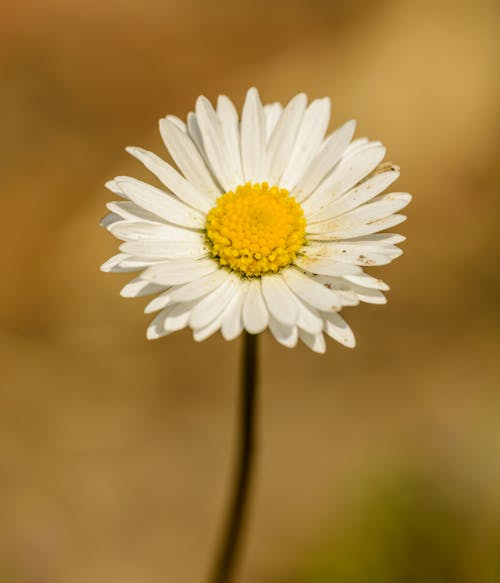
<box><xmin>210</xmin><ymin>331</ymin><xmax>259</xmax><ymax>583</ymax></box>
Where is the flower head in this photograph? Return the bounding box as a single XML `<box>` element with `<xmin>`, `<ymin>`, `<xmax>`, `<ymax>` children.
<box><xmin>101</xmin><ymin>88</ymin><xmax>410</xmax><ymax>352</ymax></box>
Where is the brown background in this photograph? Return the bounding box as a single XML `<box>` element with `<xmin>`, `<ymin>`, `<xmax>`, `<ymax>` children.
<box><xmin>1</xmin><ymin>0</ymin><xmax>499</xmax><ymax>581</ymax></box>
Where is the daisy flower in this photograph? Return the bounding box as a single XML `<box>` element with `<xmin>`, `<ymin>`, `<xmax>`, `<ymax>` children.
<box><xmin>101</xmin><ymin>88</ymin><xmax>410</xmax><ymax>352</ymax></box>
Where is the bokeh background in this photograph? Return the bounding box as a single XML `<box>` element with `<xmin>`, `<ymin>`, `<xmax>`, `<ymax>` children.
<box><xmin>1</xmin><ymin>0</ymin><xmax>499</xmax><ymax>581</ymax></box>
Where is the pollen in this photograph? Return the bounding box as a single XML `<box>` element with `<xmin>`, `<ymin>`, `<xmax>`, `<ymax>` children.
<box><xmin>206</xmin><ymin>182</ymin><xmax>306</xmax><ymax>277</ymax></box>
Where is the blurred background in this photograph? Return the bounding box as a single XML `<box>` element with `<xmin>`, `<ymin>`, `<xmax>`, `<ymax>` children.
<box><xmin>1</xmin><ymin>0</ymin><xmax>499</xmax><ymax>581</ymax></box>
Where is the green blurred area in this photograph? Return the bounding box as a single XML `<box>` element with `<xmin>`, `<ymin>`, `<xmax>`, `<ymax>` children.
<box><xmin>284</xmin><ymin>470</ymin><xmax>500</xmax><ymax>583</ymax></box>
<box><xmin>1</xmin><ymin>0</ymin><xmax>500</xmax><ymax>581</ymax></box>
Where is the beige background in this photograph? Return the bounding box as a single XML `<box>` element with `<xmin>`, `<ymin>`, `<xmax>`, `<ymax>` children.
<box><xmin>1</xmin><ymin>0</ymin><xmax>499</xmax><ymax>581</ymax></box>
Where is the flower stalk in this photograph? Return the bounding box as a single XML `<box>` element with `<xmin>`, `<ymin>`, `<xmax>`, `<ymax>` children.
<box><xmin>210</xmin><ymin>331</ymin><xmax>258</xmax><ymax>583</ymax></box>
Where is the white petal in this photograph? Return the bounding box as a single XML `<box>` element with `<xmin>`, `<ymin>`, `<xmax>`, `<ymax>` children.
<box><xmin>108</xmin><ymin>220</ymin><xmax>202</xmax><ymax>243</ymax></box>
<box><xmin>144</xmin><ymin>290</ymin><xmax>172</xmax><ymax>314</ymax></box>
<box><xmin>299</xmin><ymin>330</ymin><xmax>326</xmax><ymax>353</ymax></box>
<box><xmin>159</xmin><ymin>117</ymin><xmax>221</xmax><ymax>199</ymax></box>
<box><xmin>266</xmin><ymin>93</ymin><xmax>307</xmax><ymax>185</ymax></box>
<box><xmin>312</xmin><ymin>276</ymin><xmax>360</xmax><ymax>307</ymax></box>
<box><xmin>303</xmin><ymin>242</ymin><xmax>402</xmax><ymax>267</ymax></box>
<box><xmin>147</xmin><ymin>302</ymin><xmax>195</xmax><ymax>339</ymax></box>
<box><xmin>308</xmin><ymin>170</ymin><xmax>400</xmax><ymax>222</ymax></box>
<box><xmin>196</xmin><ymin>96</ymin><xmax>243</xmax><ymax>191</ymax></box>
<box><xmin>115</xmin><ymin>177</ymin><xmax>205</xmax><ymax>229</ymax></box>
<box><xmin>101</xmin><ymin>253</ymin><xmax>160</xmax><ymax>273</ymax></box>
<box><xmin>308</xmin><ymin>214</ymin><xmax>407</xmax><ymax>240</ymax></box>
<box><xmin>168</xmin><ymin>269</ymin><xmax>231</xmax><ymax>303</ymax></box>
<box><xmin>141</xmin><ymin>259</ymin><xmax>218</xmax><ymax>286</ymax></box>
<box><xmin>281</xmin><ymin>268</ymin><xmax>342</xmax><ymax>311</ymax></box>
<box><xmin>242</xmin><ymin>278</ymin><xmax>269</xmax><ymax>334</ymax></box>
<box><xmin>241</xmin><ymin>87</ymin><xmax>267</xmax><ymax>183</ymax></box>
<box><xmin>348</xmin><ymin>284</ymin><xmax>387</xmax><ymax>304</ymax></box>
<box><xmin>261</xmin><ymin>274</ymin><xmax>299</xmax><ymax>326</ymax></box>
<box><xmin>100</xmin><ymin>212</ymin><xmax>121</xmax><ymax>228</ymax></box>
<box><xmin>264</xmin><ymin>103</ymin><xmax>283</xmax><ymax>139</ymax></box>
<box><xmin>307</xmin><ymin>193</ymin><xmax>411</xmax><ymax>235</ymax></box>
<box><xmin>301</xmin><ymin>143</ymin><xmax>386</xmax><ymax>215</ymax></box>
<box><xmin>343</xmin><ymin>137</ymin><xmax>370</xmax><ymax>156</ymax></box>
<box><xmin>125</xmin><ymin>147</ymin><xmax>212</xmax><ymax>213</ymax></box>
<box><xmin>105</xmin><ymin>179</ymin><xmax>126</xmax><ymax>197</ymax></box>
<box><xmin>186</xmin><ymin>112</ymin><xmax>209</xmax><ymax>162</ymax></box>
<box><xmin>193</xmin><ymin>313</ymin><xmax>223</xmax><ymax>342</ymax></box>
<box><xmin>106</xmin><ymin>201</ymin><xmax>164</xmax><ymax>224</ymax></box>
<box><xmin>120</xmin><ymin>278</ymin><xmax>166</xmax><ymax>298</ymax></box>
<box><xmin>119</xmin><ymin>256</ymin><xmax>166</xmax><ymax>269</ymax></box>
<box><xmin>221</xmin><ymin>281</ymin><xmax>248</xmax><ymax>341</ymax></box>
<box><xmin>294</xmin><ymin>256</ymin><xmax>362</xmax><ymax>276</ymax></box>
<box><xmin>269</xmin><ymin>318</ymin><xmax>298</xmax><ymax>348</ymax></box>
<box><xmin>294</xmin><ymin>297</ymin><xmax>323</xmax><ymax>335</ymax></box>
<box><xmin>346</xmin><ymin>233</ymin><xmax>406</xmax><ymax>245</ymax></box>
<box><xmin>293</xmin><ymin>120</ymin><xmax>356</xmax><ymax>202</ymax></box>
<box><xmin>147</xmin><ymin>309</ymin><xmax>172</xmax><ymax>339</ymax></box>
<box><xmin>323</xmin><ymin>312</ymin><xmax>356</xmax><ymax>348</ymax></box>
<box><xmin>119</xmin><ymin>239</ymin><xmax>208</xmax><ymax>260</ymax></box>
<box><xmin>100</xmin><ymin>253</ymin><xmax>132</xmax><ymax>273</ymax></box>
<box><xmin>343</xmin><ymin>273</ymin><xmax>389</xmax><ymax>291</ymax></box>
<box><xmin>189</xmin><ymin>273</ymin><xmax>240</xmax><ymax>329</ymax></box>
<box><xmin>165</xmin><ymin>115</ymin><xmax>186</xmax><ymax>132</ymax></box>
<box><xmin>280</xmin><ymin>97</ymin><xmax>331</xmax><ymax>191</ymax></box>
<box><xmin>163</xmin><ymin>302</ymin><xmax>197</xmax><ymax>331</ymax></box>
<box><xmin>217</xmin><ymin>95</ymin><xmax>244</xmax><ymax>185</ymax></box>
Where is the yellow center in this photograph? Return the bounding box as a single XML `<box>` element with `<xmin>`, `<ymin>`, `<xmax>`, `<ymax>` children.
<box><xmin>206</xmin><ymin>182</ymin><xmax>306</xmax><ymax>277</ymax></box>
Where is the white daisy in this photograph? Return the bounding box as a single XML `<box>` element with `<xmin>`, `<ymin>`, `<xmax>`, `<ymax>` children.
<box><xmin>101</xmin><ymin>88</ymin><xmax>410</xmax><ymax>352</ymax></box>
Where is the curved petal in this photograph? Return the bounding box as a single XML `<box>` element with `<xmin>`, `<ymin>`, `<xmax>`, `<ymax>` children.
<box><xmin>159</xmin><ymin>117</ymin><xmax>221</xmax><ymax>199</ymax></box>
<box><xmin>293</xmin><ymin>296</ymin><xmax>323</xmax><ymax>335</ymax></box>
<box><xmin>100</xmin><ymin>253</ymin><xmax>131</xmax><ymax>273</ymax></box>
<box><xmin>299</xmin><ymin>330</ymin><xmax>326</xmax><ymax>353</ymax></box>
<box><xmin>196</xmin><ymin>96</ymin><xmax>243</xmax><ymax>191</ymax></box>
<box><xmin>294</xmin><ymin>256</ymin><xmax>362</xmax><ymax>276</ymax></box>
<box><xmin>241</xmin><ymin>87</ymin><xmax>267</xmax><ymax>183</ymax></box>
<box><xmin>301</xmin><ymin>143</ymin><xmax>386</xmax><ymax>215</ymax></box>
<box><xmin>120</xmin><ymin>278</ymin><xmax>166</xmax><ymax>298</ymax></box>
<box><xmin>141</xmin><ymin>258</ymin><xmax>218</xmax><ymax>286</ymax></box>
<box><xmin>302</xmin><ymin>241</ymin><xmax>403</xmax><ymax>267</ymax></box>
<box><xmin>189</xmin><ymin>273</ymin><xmax>240</xmax><ymax>329</ymax></box>
<box><xmin>264</xmin><ymin>103</ymin><xmax>283</xmax><ymax>140</ymax></box>
<box><xmin>279</xmin><ymin>97</ymin><xmax>331</xmax><ymax>191</ymax></box>
<box><xmin>100</xmin><ymin>212</ymin><xmax>121</xmax><ymax>228</ymax></box>
<box><xmin>147</xmin><ymin>301</ymin><xmax>196</xmax><ymax>339</ymax></box>
<box><xmin>343</xmin><ymin>273</ymin><xmax>389</xmax><ymax>291</ymax></box>
<box><xmin>269</xmin><ymin>318</ymin><xmax>298</xmax><ymax>348</ymax></box>
<box><xmin>119</xmin><ymin>239</ymin><xmax>208</xmax><ymax>260</ymax></box>
<box><xmin>106</xmin><ymin>201</ymin><xmax>166</xmax><ymax>224</ymax></box>
<box><xmin>323</xmin><ymin>312</ymin><xmax>356</xmax><ymax>348</ymax></box>
<box><xmin>242</xmin><ymin>277</ymin><xmax>269</xmax><ymax>334</ymax></box>
<box><xmin>193</xmin><ymin>313</ymin><xmax>224</xmax><ymax>341</ymax></box>
<box><xmin>281</xmin><ymin>268</ymin><xmax>342</xmax><ymax>311</ymax></box>
<box><xmin>308</xmin><ymin>214</ymin><xmax>407</xmax><ymax>241</ymax></box>
<box><xmin>221</xmin><ymin>281</ymin><xmax>249</xmax><ymax>341</ymax></box>
<box><xmin>168</xmin><ymin>269</ymin><xmax>231</xmax><ymax>303</ymax></box>
<box><xmin>126</xmin><ymin>146</ymin><xmax>212</xmax><ymax>213</ymax></box>
<box><xmin>307</xmin><ymin>169</ymin><xmax>400</xmax><ymax>222</ymax></box>
<box><xmin>293</xmin><ymin>119</ymin><xmax>356</xmax><ymax>202</ymax></box>
<box><xmin>261</xmin><ymin>274</ymin><xmax>300</xmax><ymax>326</ymax></box>
<box><xmin>144</xmin><ymin>290</ymin><xmax>173</xmax><ymax>314</ymax></box>
<box><xmin>217</xmin><ymin>95</ymin><xmax>244</xmax><ymax>185</ymax></box>
<box><xmin>108</xmin><ymin>220</ymin><xmax>202</xmax><ymax>242</ymax></box>
<box><xmin>114</xmin><ymin>177</ymin><xmax>205</xmax><ymax>229</ymax></box>
<box><xmin>266</xmin><ymin>93</ymin><xmax>307</xmax><ymax>185</ymax></box>
<box><xmin>307</xmin><ymin>193</ymin><xmax>411</xmax><ymax>236</ymax></box>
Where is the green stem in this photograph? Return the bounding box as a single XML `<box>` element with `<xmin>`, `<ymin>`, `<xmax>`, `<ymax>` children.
<box><xmin>210</xmin><ymin>332</ymin><xmax>259</xmax><ymax>583</ymax></box>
